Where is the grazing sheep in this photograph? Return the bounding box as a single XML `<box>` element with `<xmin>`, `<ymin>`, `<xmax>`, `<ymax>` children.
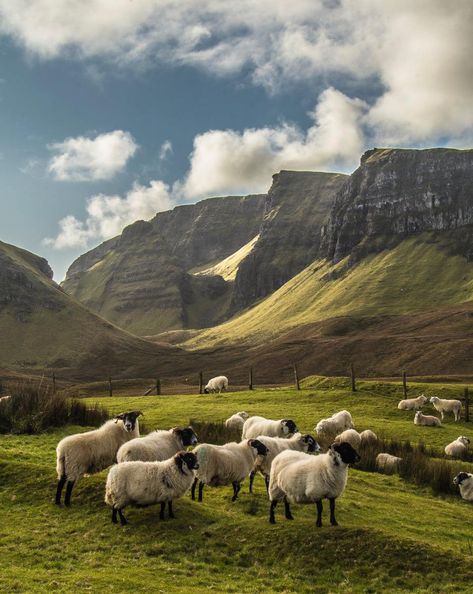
<box><xmin>0</xmin><ymin>394</ymin><xmax>11</xmax><ymax>404</ymax></box>
<box><xmin>191</xmin><ymin>439</ymin><xmax>268</xmax><ymax>502</ymax></box>
<box><xmin>268</xmin><ymin>442</ymin><xmax>360</xmax><ymax>526</ymax></box>
<box><xmin>242</xmin><ymin>416</ymin><xmax>298</xmax><ymax>440</ymax></box>
<box><xmin>376</xmin><ymin>453</ymin><xmax>402</xmax><ymax>474</ymax></box>
<box><xmin>55</xmin><ymin>411</ymin><xmax>142</xmax><ymax>506</ymax></box>
<box><xmin>359</xmin><ymin>429</ymin><xmax>378</xmax><ymax>444</ymax></box>
<box><xmin>117</xmin><ymin>426</ymin><xmax>198</xmax><ymax>463</ymax></box>
<box><xmin>204</xmin><ymin>376</ymin><xmax>228</xmax><ymax>394</ymax></box>
<box><xmin>453</xmin><ymin>472</ymin><xmax>473</xmax><ymax>502</ymax></box>
<box><xmin>334</xmin><ymin>429</ymin><xmax>361</xmax><ymax>450</ymax></box>
<box><xmin>225</xmin><ymin>412</ymin><xmax>249</xmax><ymax>431</ymax></box>
<box><xmin>414</xmin><ymin>411</ymin><xmax>441</xmax><ymax>427</ymax></box>
<box><xmin>249</xmin><ymin>433</ymin><xmax>320</xmax><ymax>493</ymax></box>
<box><xmin>430</xmin><ymin>397</ymin><xmax>462</xmax><ymax>422</ymax></box>
<box><xmin>397</xmin><ymin>394</ymin><xmax>428</xmax><ymax>411</ymax></box>
<box><xmin>445</xmin><ymin>436</ymin><xmax>470</xmax><ymax>458</ymax></box>
<box><xmin>105</xmin><ymin>451</ymin><xmax>199</xmax><ymax>525</ymax></box>
<box><xmin>315</xmin><ymin>410</ymin><xmax>354</xmax><ymax>438</ymax></box>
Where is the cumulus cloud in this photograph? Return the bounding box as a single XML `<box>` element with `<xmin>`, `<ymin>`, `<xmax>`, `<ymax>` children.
<box><xmin>44</xmin><ymin>180</ymin><xmax>171</xmax><ymax>249</ymax></box>
<box><xmin>48</xmin><ymin>130</ymin><xmax>138</xmax><ymax>181</ymax></box>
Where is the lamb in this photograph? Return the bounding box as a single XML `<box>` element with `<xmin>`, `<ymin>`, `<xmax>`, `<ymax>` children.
<box><xmin>414</xmin><ymin>411</ymin><xmax>441</xmax><ymax>427</ymax></box>
<box><xmin>249</xmin><ymin>433</ymin><xmax>320</xmax><ymax>493</ymax></box>
<box><xmin>105</xmin><ymin>451</ymin><xmax>199</xmax><ymax>525</ymax></box>
<box><xmin>359</xmin><ymin>429</ymin><xmax>378</xmax><ymax>444</ymax></box>
<box><xmin>225</xmin><ymin>412</ymin><xmax>249</xmax><ymax>431</ymax></box>
<box><xmin>204</xmin><ymin>376</ymin><xmax>228</xmax><ymax>394</ymax></box>
<box><xmin>315</xmin><ymin>410</ymin><xmax>354</xmax><ymax>438</ymax></box>
<box><xmin>117</xmin><ymin>426</ymin><xmax>198</xmax><ymax>463</ymax></box>
<box><xmin>191</xmin><ymin>439</ymin><xmax>268</xmax><ymax>502</ymax></box>
<box><xmin>376</xmin><ymin>453</ymin><xmax>402</xmax><ymax>474</ymax></box>
<box><xmin>55</xmin><ymin>411</ymin><xmax>142</xmax><ymax>506</ymax></box>
<box><xmin>397</xmin><ymin>394</ymin><xmax>428</xmax><ymax>411</ymax></box>
<box><xmin>334</xmin><ymin>429</ymin><xmax>361</xmax><ymax>450</ymax></box>
<box><xmin>268</xmin><ymin>442</ymin><xmax>360</xmax><ymax>526</ymax></box>
<box><xmin>430</xmin><ymin>396</ymin><xmax>462</xmax><ymax>422</ymax></box>
<box><xmin>453</xmin><ymin>472</ymin><xmax>473</xmax><ymax>502</ymax></box>
<box><xmin>445</xmin><ymin>436</ymin><xmax>470</xmax><ymax>458</ymax></box>
<box><xmin>242</xmin><ymin>416</ymin><xmax>298</xmax><ymax>440</ymax></box>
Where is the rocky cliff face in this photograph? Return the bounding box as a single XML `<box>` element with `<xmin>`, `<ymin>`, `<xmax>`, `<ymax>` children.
<box><xmin>325</xmin><ymin>148</ymin><xmax>473</xmax><ymax>262</ymax></box>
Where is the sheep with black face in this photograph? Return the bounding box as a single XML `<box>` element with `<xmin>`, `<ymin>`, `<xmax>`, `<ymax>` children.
<box><xmin>453</xmin><ymin>472</ymin><xmax>473</xmax><ymax>502</ymax></box>
<box><xmin>117</xmin><ymin>426</ymin><xmax>198</xmax><ymax>463</ymax></box>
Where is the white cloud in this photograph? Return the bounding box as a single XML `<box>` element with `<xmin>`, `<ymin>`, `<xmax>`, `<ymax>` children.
<box><xmin>44</xmin><ymin>180</ymin><xmax>171</xmax><ymax>249</ymax></box>
<box><xmin>159</xmin><ymin>140</ymin><xmax>173</xmax><ymax>161</ymax></box>
<box><xmin>48</xmin><ymin>130</ymin><xmax>138</xmax><ymax>181</ymax></box>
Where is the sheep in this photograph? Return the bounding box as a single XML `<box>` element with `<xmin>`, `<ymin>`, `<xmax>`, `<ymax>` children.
<box><xmin>204</xmin><ymin>376</ymin><xmax>228</xmax><ymax>394</ymax></box>
<box><xmin>429</xmin><ymin>397</ymin><xmax>462</xmax><ymax>422</ymax></box>
<box><xmin>397</xmin><ymin>394</ymin><xmax>428</xmax><ymax>411</ymax></box>
<box><xmin>453</xmin><ymin>472</ymin><xmax>473</xmax><ymax>502</ymax></box>
<box><xmin>105</xmin><ymin>451</ymin><xmax>199</xmax><ymax>525</ymax></box>
<box><xmin>225</xmin><ymin>411</ymin><xmax>249</xmax><ymax>431</ymax></box>
<box><xmin>314</xmin><ymin>410</ymin><xmax>354</xmax><ymax>439</ymax></box>
<box><xmin>414</xmin><ymin>411</ymin><xmax>441</xmax><ymax>427</ymax></box>
<box><xmin>117</xmin><ymin>426</ymin><xmax>198</xmax><ymax>463</ymax></box>
<box><xmin>55</xmin><ymin>411</ymin><xmax>142</xmax><ymax>506</ymax></box>
<box><xmin>359</xmin><ymin>429</ymin><xmax>378</xmax><ymax>444</ymax></box>
<box><xmin>334</xmin><ymin>429</ymin><xmax>361</xmax><ymax>450</ymax></box>
<box><xmin>268</xmin><ymin>442</ymin><xmax>360</xmax><ymax>526</ymax></box>
<box><xmin>249</xmin><ymin>433</ymin><xmax>320</xmax><ymax>493</ymax></box>
<box><xmin>376</xmin><ymin>453</ymin><xmax>402</xmax><ymax>474</ymax></box>
<box><xmin>445</xmin><ymin>436</ymin><xmax>470</xmax><ymax>458</ymax></box>
<box><xmin>191</xmin><ymin>439</ymin><xmax>268</xmax><ymax>502</ymax></box>
<box><xmin>242</xmin><ymin>416</ymin><xmax>298</xmax><ymax>440</ymax></box>
<box><xmin>0</xmin><ymin>394</ymin><xmax>11</xmax><ymax>404</ymax></box>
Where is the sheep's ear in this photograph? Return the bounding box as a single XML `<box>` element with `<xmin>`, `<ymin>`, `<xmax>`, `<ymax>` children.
<box><xmin>114</xmin><ymin>413</ymin><xmax>125</xmax><ymax>423</ymax></box>
<box><xmin>134</xmin><ymin>411</ymin><xmax>143</xmax><ymax>417</ymax></box>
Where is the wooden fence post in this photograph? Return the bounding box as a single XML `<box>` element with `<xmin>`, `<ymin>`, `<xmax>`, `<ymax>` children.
<box><xmin>350</xmin><ymin>363</ymin><xmax>356</xmax><ymax>392</ymax></box>
<box><xmin>108</xmin><ymin>376</ymin><xmax>113</xmax><ymax>397</ymax></box>
<box><xmin>402</xmin><ymin>371</ymin><xmax>407</xmax><ymax>398</ymax></box>
<box><xmin>465</xmin><ymin>387</ymin><xmax>470</xmax><ymax>423</ymax></box>
<box><xmin>249</xmin><ymin>367</ymin><xmax>253</xmax><ymax>391</ymax></box>
<box><xmin>199</xmin><ymin>371</ymin><xmax>203</xmax><ymax>395</ymax></box>
<box><xmin>156</xmin><ymin>378</ymin><xmax>161</xmax><ymax>396</ymax></box>
<box><xmin>293</xmin><ymin>363</ymin><xmax>300</xmax><ymax>391</ymax></box>
<box><xmin>0</xmin><ymin>379</ymin><xmax>3</xmax><ymax>394</ymax></box>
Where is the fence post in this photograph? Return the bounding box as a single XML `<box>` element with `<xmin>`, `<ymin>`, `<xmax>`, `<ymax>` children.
<box><xmin>199</xmin><ymin>371</ymin><xmax>203</xmax><ymax>395</ymax></box>
<box><xmin>465</xmin><ymin>387</ymin><xmax>470</xmax><ymax>423</ymax></box>
<box><xmin>350</xmin><ymin>363</ymin><xmax>356</xmax><ymax>392</ymax></box>
<box><xmin>108</xmin><ymin>376</ymin><xmax>113</xmax><ymax>397</ymax></box>
<box><xmin>248</xmin><ymin>367</ymin><xmax>253</xmax><ymax>391</ymax></box>
<box><xmin>156</xmin><ymin>378</ymin><xmax>161</xmax><ymax>396</ymax></box>
<box><xmin>0</xmin><ymin>379</ymin><xmax>3</xmax><ymax>394</ymax></box>
<box><xmin>402</xmin><ymin>371</ymin><xmax>407</xmax><ymax>398</ymax></box>
<box><xmin>293</xmin><ymin>363</ymin><xmax>300</xmax><ymax>391</ymax></box>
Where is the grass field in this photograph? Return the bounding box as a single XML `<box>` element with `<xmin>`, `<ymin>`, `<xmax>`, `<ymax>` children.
<box><xmin>1</xmin><ymin>379</ymin><xmax>473</xmax><ymax>593</ymax></box>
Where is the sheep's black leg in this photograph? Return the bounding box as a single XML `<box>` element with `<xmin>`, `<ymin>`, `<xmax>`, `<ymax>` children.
<box><xmin>168</xmin><ymin>501</ymin><xmax>175</xmax><ymax>519</ymax></box>
<box><xmin>264</xmin><ymin>475</ymin><xmax>270</xmax><ymax>493</ymax></box>
<box><xmin>269</xmin><ymin>500</ymin><xmax>277</xmax><ymax>524</ymax></box>
<box><xmin>112</xmin><ymin>508</ymin><xmax>118</xmax><ymax>524</ymax></box>
<box><xmin>329</xmin><ymin>497</ymin><xmax>338</xmax><ymax>526</ymax></box>
<box><xmin>284</xmin><ymin>497</ymin><xmax>294</xmax><ymax>520</ymax></box>
<box><xmin>315</xmin><ymin>499</ymin><xmax>323</xmax><ymax>527</ymax></box>
<box><xmin>198</xmin><ymin>481</ymin><xmax>204</xmax><ymax>502</ymax></box>
<box><xmin>191</xmin><ymin>477</ymin><xmax>198</xmax><ymax>501</ymax></box>
<box><xmin>118</xmin><ymin>509</ymin><xmax>127</xmax><ymax>526</ymax></box>
<box><xmin>249</xmin><ymin>470</ymin><xmax>255</xmax><ymax>493</ymax></box>
<box><xmin>55</xmin><ymin>476</ymin><xmax>66</xmax><ymax>505</ymax></box>
<box><xmin>64</xmin><ymin>480</ymin><xmax>75</xmax><ymax>507</ymax></box>
<box><xmin>231</xmin><ymin>481</ymin><xmax>241</xmax><ymax>502</ymax></box>
<box><xmin>159</xmin><ymin>502</ymin><xmax>166</xmax><ymax>520</ymax></box>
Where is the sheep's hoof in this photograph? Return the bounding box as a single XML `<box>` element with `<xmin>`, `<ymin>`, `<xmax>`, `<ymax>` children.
<box><xmin>316</xmin><ymin>521</ymin><xmax>322</xmax><ymax>528</ymax></box>
<box><xmin>269</xmin><ymin>517</ymin><xmax>276</xmax><ymax>524</ymax></box>
<box><xmin>169</xmin><ymin>512</ymin><xmax>175</xmax><ymax>519</ymax></box>
<box><xmin>330</xmin><ymin>520</ymin><xmax>338</xmax><ymax>526</ymax></box>
<box><xmin>285</xmin><ymin>514</ymin><xmax>294</xmax><ymax>521</ymax></box>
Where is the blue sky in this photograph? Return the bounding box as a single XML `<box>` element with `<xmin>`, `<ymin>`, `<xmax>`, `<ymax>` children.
<box><xmin>0</xmin><ymin>1</ymin><xmax>472</xmax><ymax>280</ymax></box>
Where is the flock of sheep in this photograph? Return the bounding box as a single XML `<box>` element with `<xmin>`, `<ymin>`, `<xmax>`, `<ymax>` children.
<box><xmin>54</xmin><ymin>380</ymin><xmax>473</xmax><ymax>527</ymax></box>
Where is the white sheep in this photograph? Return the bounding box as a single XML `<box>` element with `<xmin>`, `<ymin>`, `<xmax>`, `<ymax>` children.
<box><xmin>376</xmin><ymin>453</ymin><xmax>402</xmax><ymax>474</ymax></box>
<box><xmin>105</xmin><ymin>451</ymin><xmax>199</xmax><ymax>525</ymax></box>
<box><xmin>191</xmin><ymin>439</ymin><xmax>268</xmax><ymax>502</ymax></box>
<box><xmin>445</xmin><ymin>436</ymin><xmax>470</xmax><ymax>458</ymax></box>
<box><xmin>359</xmin><ymin>429</ymin><xmax>378</xmax><ymax>444</ymax></box>
<box><xmin>0</xmin><ymin>394</ymin><xmax>11</xmax><ymax>404</ymax></box>
<box><xmin>242</xmin><ymin>416</ymin><xmax>298</xmax><ymax>440</ymax></box>
<box><xmin>55</xmin><ymin>411</ymin><xmax>142</xmax><ymax>506</ymax></box>
<box><xmin>453</xmin><ymin>472</ymin><xmax>473</xmax><ymax>502</ymax></box>
<box><xmin>268</xmin><ymin>442</ymin><xmax>360</xmax><ymax>526</ymax></box>
<box><xmin>249</xmin><ymin>433</ymin><xmax>320</xmax><ymax>493</ymax></box>
<box><xmin>414</xmin><ymin>411</ymin><xmax>441</xmax><ymax>427</ymax></box>
<box><xmin>117</xmin><ymin>426</ymin><xmax>198</xmax><ymax>463</ymax></box>
<box><xmin>314</xmin><ymin>410</ymin><xmax>354</xmax><ymax>438</ymax></box>
<box><xmin>225</xmin><ymin>412</ymin><xmax>249</xmax><ymax>431</ymax></box>
<box><xmin>429</xmin><ymin>397</ymin><xmax>462</xmax><ymax>421</ymax></box>
<box><xmin>204</xmin><ymin>376</ymin><xmax>229</xmax><ymax>394</ymax></box>
<box><xmin>397</xmin><ymin>394</ymin><xmax>428</xmax><ymax>411</ymax></box>
<box><xmin>334</xmin><ymin>429</ymin><xmax>361</xmax><ymax>450</ymax></box>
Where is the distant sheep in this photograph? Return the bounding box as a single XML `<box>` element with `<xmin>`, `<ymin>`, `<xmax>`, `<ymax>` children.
<box><xmin>315</xmin><ymin>410</ymin><xmax>353</xmax><ymax>438</ymax></box>
<box><xmin>453</xmin><ymin>472</ymin><xmax>473</xmax><ymax>502</ymax></box>
<box><xmin>376</xmin><ymin>453</ymin><xmax>402</xmax><ymax>474</ymax></box>
<box><xmin>430</xmin><ymin>397</ymin><xmax>462</xmax><ymax>422</ymax></box>
<box><xmin>242</xmin><ymin>416</ymin><xmax>298</xmax><ymax>440</ymax></box>
<box><xmin>204</xmin><ymin>376</ymin><xmax>228</xmax><ymax>394</ymax></box>
<box><xmin>117</xmin><ymin>426</ymin><xmax>198</xmax><ymax>463</ymax></box>
<box><xmin>334</xmin><ymin>429</ymin><xmax>361</xmax><ymax>450</ymax></box>
<box><xmin>0</xmin><ymin>394</ymin><xmax>11</xmax><ymax>404</ymax></box>
<box><xmin>105</xmin><ymin>451</ymin><xmax>199</xmax><ymax>525</ymax></box>
<box><xmin>359</xmin><ymin>429</ymin><xmax>378</xmax><ymax>444</ymax></box>
<box><xmin>445</xmin><ymin>436</ymin><xmax>470</xmax><ymax>458</ymax></box>
<box><xmin>397</xmin><ymin>394</ymin><xmax>427</xmax><ymax>411</ymax></box>
<box><xmin>225</xmin><ymin>412</ymin><xmax>249</xmax><ymax>431</ymax></box>
<box><xmin>414</xmin><ymin>411</ymin><xmax>441</xmax><ymax>427</ymax></box>
<box><xmin>55</xmin><ymin>411</ymin><xmax>142</xmax><ymax>506</ymax></box>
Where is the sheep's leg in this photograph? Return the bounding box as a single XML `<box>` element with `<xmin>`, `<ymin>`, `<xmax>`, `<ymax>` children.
<box><xmin>249</xmin><ymin>470</ymin><xmax>256</xmax><ymax>493</ymax></box>
<box><xmin>118</xmin><ymin>509</ymin><xmax>127</xmax><ymax>526</ymax></box>
<box><xmin>231</xmin><ymin>481</ymin><xmax>241</xmax><ymax>501</ymax></box>
<box><xmin>111</xmin><ymin>508</ymin><xmax>118</xmax><ymax>524</ymax></box>
<box><xmin>269</xmin><ymin>500</ymin><xmax>277</xmax><ymax>524</ymax></box>
<box><xmin>315</xmin><ymin>499</ymin><xmax>323</xmax><ymax>527</ymax></box>
<box><xmin>284</xmin><ymin>497</ymin><xmax>294</xmax><ymax>520</ymax></box>
<box><xmin>168</xmin><ymin>501</ymin><xmax>175</xmax><ymax>519</ymax></box>
<box><xmin>329</xmin><ymin>497</ymin><xmax>338</xmax><ymax>526</ymax></box>
<box><xmin>198</xmin><ymin>481</ymin><xmax>204</xmax><ymax>502</ymax></box>
<box><xmin>159</xmin><ymin>502</ymin><xmax>166</xmax><ymax>520</ymax></box>
<box><xmin>441</xmin><ymin>411</ymin><xmax>444</xmax><ymax>420</ymax></box>
<box><xmin>55</xmin><ymin>476</ymin><xmax>66</xmax><ymax>505</ymax></box>
<box><xmin>264</xmin><ymin>475</ymin><xmax>270</xmax><ymax>493</ymax></box>
<box><xmin>191</xmin><ymin>477</ymin><xmax>198</xmax><ymax>501</ymax></box>
<box><xmin>64</xmin><ymin>480</ymin><xmax>75</xmax><ymax>507</ymax></box>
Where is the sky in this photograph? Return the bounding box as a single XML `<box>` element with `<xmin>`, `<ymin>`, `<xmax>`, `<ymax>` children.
<box><xmin>0</xmin><ymin>1</ymin><xmax>472</xmax><ymax>280</ymax></box>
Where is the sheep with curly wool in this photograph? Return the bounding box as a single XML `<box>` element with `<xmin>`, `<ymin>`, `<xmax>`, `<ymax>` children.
<box><xmin>430</xmin><ymin>397</ymin><xmax>462</xmax><ymax>421</ymax></box>
<box><xmin>453</xmin><ymin>472</ymin><xmax>473</xmax><ymax>502</ymax></box>
<box><xmin>105</xmin><ymin>451</ymin><xmax>199</xmax><ymax>525</ymax></box>
<box><xmin>314</xmin><ymin>410</ymin><xmax>354</xmax><ymax>439</ymax></box>
<box><xmin>445</xmin><ymin>436</ymin><xmax>470</xmax><ymax>458</ymax></box>
<box><xmin>242</xmin><ymin>416</ymin><xmax>298</xmax><ymax>440</ymax></box>
<box><xmin>414</xmin><ymin>411</ymin><xmax>441</xmax><ymax>427</ymax></box>
<box><xmin>204</xmin><ymin>376</ymin><xmax>228</xmax><ymax>394</ymax></box>
<box><xmin>397</xmin><ymin>394</ymin><xmax>428</xmax><ymax>411</ymax></box>
<box><xmin>376</xmin><ymin>453</ymin><xmax>402</xmax><ymax>474</ymax></box>
<box><xmin>225</xmin><ymin>412</ymin><xmax>249</xmax><ymax>431</ymax></box>
<box><xmin>359</xmin><ymin>429</ymin><xmax>378</xmax><ymax>444</ymax></box>
<box><xmin>117</xmin><ymin>426</ymin><xmax>198</xmax><ymax>463</ymax></box>
<box><xmin>249</xmin><ymin>433</ymin><xmax>320</xmax><ymax>493</ymax></box>
<box><xmin>334</xmin><ymin>429</ymin><xmax>361</xmax><ymax>450</ymax></box>
<box><xmin>55</xmin><ymin>411</ymin><xmax>142</xmax><ymax>506</ymax></box>
<box><xmin>191</xmin><ymin>439</ymin><xmax>268</xmax><ymax>502</ymax></box>
<box><xmin>268</xmin><ymin>442</ymin><xmax>360</xmax><ymax>526</ymax></box>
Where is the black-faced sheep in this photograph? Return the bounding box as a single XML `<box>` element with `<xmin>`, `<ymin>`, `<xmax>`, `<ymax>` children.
<box><xmin>453</xmin><ymin>472</ymin><xmax>473</xmax><ymax>502</ymax></box>
<box><xmin>117</xmin><ymin>426</ymin><xmax>198</xmax><ymax>463</ymax></box>
<box><xmin>204</xmin><ymin>376</ymin><xmax>228</xmax><ymax>394</ymax></box>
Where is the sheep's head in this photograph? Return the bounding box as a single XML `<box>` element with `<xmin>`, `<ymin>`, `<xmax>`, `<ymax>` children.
<box><xmin>281</xmin><ymin>419</ymin><xmax>298</xmax><ymax>435</ymax></box>
<box><xmin>248</xmin><ymin>439</ymin><xmax>268</xmax><ymax>457</ymax></box>
<box><xmin>453</xmin><ymin>472</ymin><xmax>472</xmax><ymax>486</ymax></box>
<box><xmin>175</xmin><ymin>451</ymin><xmax>199</xmax><ymax>473</ymax></box>
<box><xmin>238</xmin><ymin>411</ymin><xmax>249</xmax><ymax>420</ymax></box>
<box><xmin>429</xmin><ymin>396</ymin><xmax>438</xmax><ymax>404</ymax></box>
<box><xmin>414</xmin><ymin>411</ymin><xmax>422</xmax><ymax>420</ymax></box>
<box><xmin>114</xmin><ymin>411</ymin><xmax>143</xmax><ymax>432</ymax></box>
<box><xmin>302</xmin><ymin>434</ymin><xmax>320</xmax><ymax>454</ymax></box>
<box><xmin>330</xmin><ymin>442</ymin><xmax>360</xmax><ymax>466</ymax></box>
<box><xmin>174</xmin><ymin>426</ymin><xmax>198</xmax><ymax>447</ymax></box>
<box><xmin>458</xmin><ymin>436</ymin><xmax>470</xmax><ymax>446</ymax></box>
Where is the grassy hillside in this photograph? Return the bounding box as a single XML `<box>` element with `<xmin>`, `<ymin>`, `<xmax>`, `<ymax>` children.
<box><xmin>1</xmin><ymin>380</ymin><xmax>472</xmax><ymax>593</ymax></box>
<box><xmin>192</xmin><ymin>234</ymin><xmax>260</xmax><ymax>281</ymax></box>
